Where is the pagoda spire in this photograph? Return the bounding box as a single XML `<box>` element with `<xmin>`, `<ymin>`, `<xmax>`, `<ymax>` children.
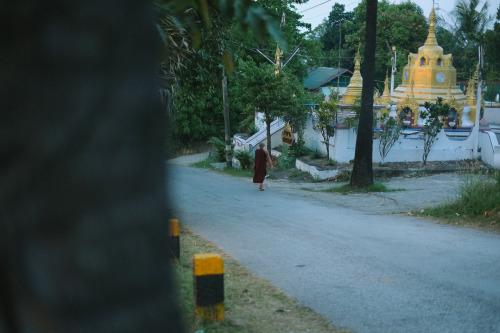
<box><xmin>423</xmin><ymin>6</ymin><xmax>439</xmax><ymax>47</ymax></box>
<box><xmin>380</xmin><ymin>70</ymin><xmax>392</xmax><ymax>105</ymax></box>
<box><xmin>350</xmin><ymin>45</ymin><xmax>363</xmax><ymax>85</ymax></box>
<box><xmin>340</xmin><ymin>45</ymin><xmax>363</xmax><ymax>105</ymax></box>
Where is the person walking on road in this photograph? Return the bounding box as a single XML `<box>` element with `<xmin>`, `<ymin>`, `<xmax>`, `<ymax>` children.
<box><xmin>253</xmin><ymin>142</ymin><xmax>273</xmax><ymax>191</ymax></box>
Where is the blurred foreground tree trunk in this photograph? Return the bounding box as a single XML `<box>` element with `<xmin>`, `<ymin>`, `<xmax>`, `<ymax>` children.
<box><xmin>0</xmin><ymin>1</ymin><xmax>184</xmax><ymax>332</ymax></box>
<box><xmin>350</xmin><ymin>0</ymin><xmax>377</xmax><ymax>188</ymax></box>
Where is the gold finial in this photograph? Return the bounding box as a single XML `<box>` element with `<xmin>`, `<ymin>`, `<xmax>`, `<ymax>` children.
<box><xmin>354</xmin><ymin>45</ymin><xmax>361</xmax><ymax>70</ymax></box>
<box><xmin>466</xmin><ymin>75</ymin><xmax>476</xmax><ymax>106</ymax></box>
<box><xmin>351</xmin><ymin>45</ymin><xmax>362</xmax><ymax>82</ymax></box>
<box><xmin>473</xmin><ymin>64</ymin><xmax>479</xmax><ymax>83</ymax></box>
<box><xmin>274</xmin><ymin>44</ymin><xmax>284</xmax><ymax>75</ymax></box>
<box><xmin>424</xmin><ymin>6</ymin><xmax>439</xmax><ymax>47</ymax></box>
<box><xmin>468</xmin><ymin>77</ymin><xmax>475</xmax><ymax>98</ymax></box>
<box><xmin>380</xmin><ymin>69</ymin><xmax>392</xmax><ymax>105</ymax></box>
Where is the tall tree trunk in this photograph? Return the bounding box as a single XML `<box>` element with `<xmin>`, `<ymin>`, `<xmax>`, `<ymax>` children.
<box><xmin>350</xmin><ymin>0</ymin><xmax>378</xmax><ymax>188</ymax></box>
<box><xmin>0</xmin><ymin>1</ymin><xmax>184</xmax><ymax>332</ymax></box>
<box><xmin>326</xmin><ymin>139</ymin><xmax>330</xmax><ymax>161</ymax></box>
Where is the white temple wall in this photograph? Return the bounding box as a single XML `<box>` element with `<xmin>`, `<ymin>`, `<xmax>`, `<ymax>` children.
<box><xmin>303</xmin><ymin>114</ymin><xmax>477</xmax><ymax>164</ymax></box>
<box><xmin>302</xmin><ymin>117</ymin><xmax>330</xmax><ymax>155</ymax></box>
<box><xmin>479</xmin><ymin>130</ymin><xmax>500</xmax><ymax>169</ymax></box>
<box><xmin>484</xmin><ymin>107</ymin><xmax>500</xmax><ymax>125</ymax></box>
<box><xmin>372</xmin><ymin>131</ymin><xmax>475</xmax><ymax>163</ymax></box>
<box><xmin>237</xmin><ymin>114</ymin><xmax>499</xmax><ymax>169</ymax></box>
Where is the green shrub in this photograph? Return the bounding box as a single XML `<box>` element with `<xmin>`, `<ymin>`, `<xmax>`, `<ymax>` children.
<box><xmin>455</xmin><ymin>172</ymin><xmax>500</xmax><ymax>216</ymax></box>
<box><xmin>278</xmin><ymin>145</ymin><xmax>295</xmax><ymax>169</ymax></box>
<box><xmin>311</xmin><ymin>149</ymin><xmax>324</xmax><ymax>159</ymax></box>
<box><xmin>207</xmin><ymin>136</ymin><xmax>228</xmax><ymax>162</ymax></box>
<box><xmin>420</xmin><ymin>98</ymin><xmax>450</xmax><ymax>165</ymax></box>
<box><xmin>292</xmin><ymin>137</ymin><xmax>309</xmax><ymax>157</ymax></box>
<box><xmin>322</xmin><ymin>182</ymin><xmax>396</xmax><ymax>194</ymax></box>
<box><xmin>335</xmin><ymin>170</ymin><xmax>351</xmax><ymax>182</ymax></box>
<box><xmin>378</xmin><ymin>114</ymin><xmax>401</xmax><ymax>164</ymax></box>
<box><xmin>235</xmin><ymin>149</ymin><xmax>253</xmax><ymax>170</ymax></box>
<box><xmin>328</xmin><ymin>159</ymin><xmax>338</xmax><ymax>167</ymax></box>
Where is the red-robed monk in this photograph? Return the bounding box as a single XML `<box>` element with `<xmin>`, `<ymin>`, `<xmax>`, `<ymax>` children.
<box><xmin>253</xmin><ymin>142</ymin><xmax>274</xmax><ymax>191</ymax></box>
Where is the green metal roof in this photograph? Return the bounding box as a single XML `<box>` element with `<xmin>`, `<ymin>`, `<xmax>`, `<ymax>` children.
<box><xmin>303</xmin><ymin>67</ymin><xmax>349</xmax><ymax>90</ymax></box>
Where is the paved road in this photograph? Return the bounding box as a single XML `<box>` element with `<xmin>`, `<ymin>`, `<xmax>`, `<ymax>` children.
<box><xmin>167</xmin><ymin>160</ymin><xmax>500</xmax><ymax>333</ymax></box>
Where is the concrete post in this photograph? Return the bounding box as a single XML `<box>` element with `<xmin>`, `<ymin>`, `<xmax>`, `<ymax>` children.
<box><xmin>168</xmin><ymin>219</ymin><xmax>180</xmax><ymax>260</ymax></box>
<box><xmin>193</xmin><ymin>254</ymin><xmax>224</xmax><ymax>322</ymax></box>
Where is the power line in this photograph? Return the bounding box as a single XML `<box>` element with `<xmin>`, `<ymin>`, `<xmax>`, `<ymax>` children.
<box><xmin>303</xmin><ymin>11</ymin><xmax>331</xmax><ymax>21</ymax></box>
<box><xmin>301</xmin><ymin>0</ymin><xmax>362</xmax><ymax>22</ymax></box>
<box><xmin>298</xmin><ymin>0</ymin><xmax>331</xmax><ymax>14</ymax></box>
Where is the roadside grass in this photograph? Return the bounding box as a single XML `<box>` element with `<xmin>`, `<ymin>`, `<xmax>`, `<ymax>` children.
<box><xmin>191</xmin><ymin>156</ymin><xmax>253</xmax><ymax>178</ymax></box>
<box><xmin>415</xmin><ymin>172</ymin><xmax>500</xmax><ymax>232</ymax></box>
<box><xmin>315</xmin><ymin>182</ymin><xmax>403</xmax><ymax>194</ymax></box>
<box><xmin>174</xmin><ymin>227</ymin><xmax>350</xmax><ymax>333</ymax></box>
<box><xmin>218</xmin><ymin>167</ymin><xmax>253</xmax><ymax>178</ymax></box>
<box><xmin>287</xmin><ymin>169</ymin><xmax>309</xmax><ymax>179</ymax></box>
<box><xmin>191</xmin><ymin>156</ymin><xmax>217</xmax><ymax>168</ymax></box>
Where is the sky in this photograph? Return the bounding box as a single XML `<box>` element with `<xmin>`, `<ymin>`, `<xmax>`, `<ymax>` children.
<box><xmin>293</xmin><ymin>0</ymin><xmax>500</xmax><ymax>30</ymax></box>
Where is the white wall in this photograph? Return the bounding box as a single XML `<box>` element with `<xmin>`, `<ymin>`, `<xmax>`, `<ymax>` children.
<box><xmin>238</xmin><ymin>112</ymin><xmax>500</xmax><ymax>169</ymax></box>
<box><xmin>303</xmin><ymin>113</ymin><xmax>478</xmax><ymax>164</ymax></box>
<box><xmin>479</xmin><ymin>130</ymin><xmax>500</xmax><ymax>169</ymax></box>
<box><xmin>484</xmin><ymin>107</ymin><xmax>500</xmax><ymax>124</ymax></box>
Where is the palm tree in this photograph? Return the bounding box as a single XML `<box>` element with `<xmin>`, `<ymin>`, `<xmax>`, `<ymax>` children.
<box><xmin>449</xmin><ymin>0</ymin><xmax>493</xmax><ymax>79</ymax></box>
<box><xmin>452</xmin><ymin>0</ymin><xmax>493</xmax><ymax>45</ymax></box>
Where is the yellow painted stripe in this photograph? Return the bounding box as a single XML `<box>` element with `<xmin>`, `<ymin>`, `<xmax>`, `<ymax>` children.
<box><xmin>169</xmin><ymin>219</ymin><xmax>179</xmax><ymax>236</ymax></box>
<box><xmin>195</xmin><ymin>303</ymin><xmax>225</xmax><ymax>322</ymax></box>
<box><xmin>193</xmin><ymin>254</ymin><xmax>224</xmax><ymax>276</ymax></box>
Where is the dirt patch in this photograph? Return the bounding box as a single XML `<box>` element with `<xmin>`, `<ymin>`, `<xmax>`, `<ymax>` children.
<box><xmin>298</xmin><ymin>155</ymin><xmax>486</xmax><ymax>172</ymax></box>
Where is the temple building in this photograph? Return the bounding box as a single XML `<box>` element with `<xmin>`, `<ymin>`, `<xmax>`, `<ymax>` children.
<box><xmin>389</xmin><ymin>6</ymin><xmax>475</xmax><ymax>127</ymax></box>
<box><xmin>235</xmin><ymin>6</ymin><xmax>500</xmax><ymax>171</ymax></box>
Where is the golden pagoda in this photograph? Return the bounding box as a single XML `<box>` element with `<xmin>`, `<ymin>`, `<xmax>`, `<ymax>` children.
<box><xmin>340</xmin><ymin>47</ymin><xmax>363</xmax><ymax>105</ymax></box>
<box><xmin>379</xmin><ymin>70</ymin><xmax>392</xmax><ymax>108</ymax></box>
<box><xmin>464</xmin><ymin>65</ymin><xmax>480</xmax><ymax>122</ymax></box>
<box><xmin>391</xmin><ymin>6</ymin><xmax>467</xmax><ymax>124</ymax></box>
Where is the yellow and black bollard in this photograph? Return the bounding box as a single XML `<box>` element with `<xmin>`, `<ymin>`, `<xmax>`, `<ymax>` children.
<box><xmin>193</xmin><ymin>253</ymin><xmax>224</xmax><ymax>322</ymax></box>
<box><xmin>168</xmin><ymin>219</ymin><xmax>180</xmax><ymax>260</ymax></box>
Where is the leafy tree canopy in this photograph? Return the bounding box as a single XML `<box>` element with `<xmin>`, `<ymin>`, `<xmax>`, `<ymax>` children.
<box><xmin>230</xmin><ymin>0</ymin><xmax>323</xmax><ymax>81</ymax></box>
<box><xmin>167</xmin><ymin>0</ymin><xmax>321</xmax><ymax>146</ymax></box>
<box><xmin>231</xmin><ymin>59</ymin><xmax>308</xmax><ymax>149</ymax></box>
<box><xmin>342</xmin><ymin>0</ymin><xmax>428</xmax><ymax>88</ymax></box>
<box><xmin>484</xmin><ymin>5</ymin><xmax>500</xmax><ymax>81</ymax></box>
<box><xmin>436</xmin><ymin>0</ymin><xmax>493</xmax><ymax>81</ymax></box>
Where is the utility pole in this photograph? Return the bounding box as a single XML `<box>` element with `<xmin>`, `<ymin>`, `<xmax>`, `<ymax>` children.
<box><xmin>222</xmin><ymin>75</ymin><xmax>232</xmax><ymax>167</ymax></box>
<box><xmin>472</xmin><ymin>45</ymin><xmax>483</xmax><ymax>159</ymax></box>
<box><xmin>386</xmin><ymin>40</ymin><xmax>396</xmax><ymax>94</ymax></box>
<box><xmin>391</xmin><ymin>46</ymin><xmax>396</xmax><ymax>95</ymax></box>
<box><xmin>337</xmin><ymin>20</ymin><xmax>342</xmax><ymax>101</ymax></box>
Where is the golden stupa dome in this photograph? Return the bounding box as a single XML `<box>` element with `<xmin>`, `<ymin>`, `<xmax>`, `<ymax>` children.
<box><xmin>340</xmin><ymin>47</ymin><xmax>363</xmax><ymax>105</ymax></box>
<box><xmin>391</xmin><ymin>6</ymin><xmax>466</xmax><ymax>109</ymax></box>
